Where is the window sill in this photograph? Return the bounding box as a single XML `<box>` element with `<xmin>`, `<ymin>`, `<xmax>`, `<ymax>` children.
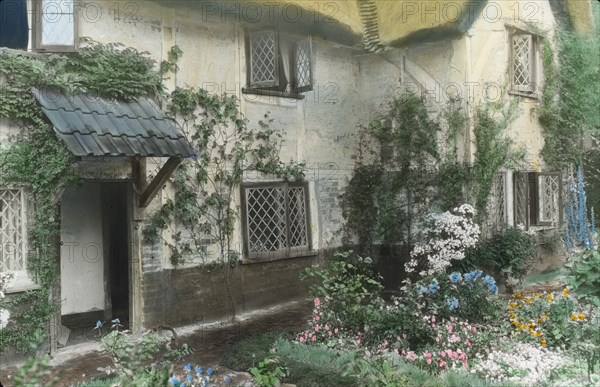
<box><xmin>243</xmin><ymin>250</ymin><xmax>318</xmax><ymax>264</ymax></box>
<box><xmin>242</xmin><ymin>87</ymin><xmax>305</xmax><ymax>100</ymax></box>
<box><xmin>4</xmin><ymin>273</ymin><xmax>40</xmax><ymax>294</ymax></box>
<box><xmin>509</xmin><ymin>90</ymin><xmax>540</xmax><ymax>100</ymax></box>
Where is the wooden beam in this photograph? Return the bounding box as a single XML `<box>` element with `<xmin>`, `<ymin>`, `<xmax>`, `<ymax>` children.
<box><xmin>139</xmin><ymin>157</ymin><xmax>182</xmax><ymax>208</ymax></box>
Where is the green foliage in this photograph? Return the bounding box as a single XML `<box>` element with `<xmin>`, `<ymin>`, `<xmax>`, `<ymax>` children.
<box><xmin>472</xmin><ymin>104</ymin><xmax>519</xmax><ymax>218</ymax></box>
<box><xmin>343</xmin><ymin>355</ymin><xmax>411</xmax><ymax>386</ymax></box>
<box><xmin>300</xmin><ymin>251</ymin><xmax>384</xmax><ymax>334</ymax></box>
<box><xmin>220</xmin><ymin>332</ymin><xmax>281</xmax><ymax>371</ymax></box>
<box><xmin>539</xmin><ymin>27</ymin><xmax>600</xmax><ymax>168</ymax></box>
<box><xmin>274</xmin><ymin>339</ymin><xmax>358</xmax><ymax>387</ymax></box>
<box><xmin>567</xmin><ymin>251</ymin><xmax>600</xmax><ymax>307</ymax></box>
<box><xmin>13</xmin><ymin>354</ymin><xmax>58</xmax><ymax>387</ymax></box>
<box><xmin>404</xmin><ymin>271</ymin><xmax>504</xmax><ymax>324</ymax></box>
<box><xmin>100</xmin><ymin>330</ymin><xmax>186</xmax><ymax>386</ymax></box>
<box><xmin>249</xmin><ymin>355</ymin><xmax>288</xmax><ymax>387</ymax></box>
<box><xmin>462</xmin><ymin>227</ymin><xmax>537</xmax><ymax>287</ymax></box>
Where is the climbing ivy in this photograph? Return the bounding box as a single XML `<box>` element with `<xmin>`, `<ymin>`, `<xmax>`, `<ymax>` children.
<box><xmin>0</xmin><ymin>41</ymin><xmax>168</xmax><ymax>352</ymax></box>
<box><xmin>539</xmin><ymin>24</ymin><xmax>600</xmax><ymax>168</ymax></box>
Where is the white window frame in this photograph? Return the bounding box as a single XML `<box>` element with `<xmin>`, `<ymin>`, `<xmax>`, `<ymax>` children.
<box><xmin>244</xmin><ymin>28</ymin><xmax>314</xmax><ymax>97</ymax></box>
<box><xmin>241</xmin><ymin>182</ymin><xmax>314</xmax><ymax>262</ymax></box>
<box><xmin>0</xmin><ymin>187</ymin><xmax>36</xmax><ymax>293</ymax></box>
<box><xmin>29</xmin><ymin>0</ymin><xmax>79</xmax><ymax>52</ymax></box>
<box><xmin>509</xmin><ymin>27</ymin><xmax>541</xmax><ymax>97</ymax></box>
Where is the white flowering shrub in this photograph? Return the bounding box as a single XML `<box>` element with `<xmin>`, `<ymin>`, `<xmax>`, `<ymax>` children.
<box><xmin>405</xmin><ymin>204</ymin><xmax>480</xmax><ymax>278</ymax></box>
<box><xmin>0</xmin><ymin>271</ymin><xmax>15</xmax><ymax>330</ymax></box>
<box><xmin>471</xmin><ymin>342</ymin><xmax>565</xmax><ymax>385</ymax></box>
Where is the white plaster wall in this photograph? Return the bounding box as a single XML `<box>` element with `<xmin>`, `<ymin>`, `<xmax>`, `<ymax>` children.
<box><xmin>60</xmin><ymin>183</ymin><xmax>105</xmax><ymax>315</ymax></box>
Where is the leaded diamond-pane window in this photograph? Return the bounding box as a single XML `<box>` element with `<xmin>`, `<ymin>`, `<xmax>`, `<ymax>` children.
<box><xmin>513</xmin><ymin>172</ymin><xmax>562</xmax><ymax>229</ymax></box>
<box><xmin>292</xmin><ymin>37</ymin><xmax>313</xmax><ymax>93</ymax></box>
<box><xmin>538</xmin><ymin>173</ymin><xmax>561</xmax><ymax>226</ymax></box>
<box><xmin>246</xmin><ymin>29</ymin><xmax>313</xmax><ymax>95</ymax></box>
<box><xmin>511</xmin><ymin>32</ymin><xmax>539</xmax><ymax>95</ymax></box>
<box><xmin>243</xmin><ymin>183</ymin><xmax>310</xmax><ymax>260</ymax></box>
<box><xmin>248</xmin><ymin>30</ymin><xmax>279</xmax><ymax>88</ymax></box>
<box><xmin>0</xmin><ymin>189</ymin><xmax>26</xmax><ymax>273</ymax></box>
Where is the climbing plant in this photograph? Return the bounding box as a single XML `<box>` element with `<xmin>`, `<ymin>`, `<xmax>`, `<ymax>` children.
<box><xmin>539</xmin><ymin>25</ymin><xmax>600</xmax><ymax>168</ymax></box>
<box><xmin>0</xmin><ymin>41</ymin><xmax>169</xmax><ymax>352</ymax></box>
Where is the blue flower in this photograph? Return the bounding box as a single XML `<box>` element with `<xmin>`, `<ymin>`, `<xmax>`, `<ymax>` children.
<box><xmin>187</xmin><ymin>374</ymin><xmax>194</xmax><ymax>383</ymax></box>
<box><xmin>488</xmin><ymin>283</ymin><xmax>498</xmax><ymax>295</ymax></box>
<box><xmin>95</xmin><ymin>320</ymin><xmax>104</xmax><ymax>329</ymax></box>
<box><xmin>196</xmin><ymin>367</ymin><xmax>204</xmax><ymax>376</ymax></box>
<box><xmin>446</xmin><ymin>297</ymin><xmax>459</xmax><ymax>311</ymax></box>
<box><xmin>449</xmin><ymin>272</ymin><xmax>462</xmax><ymax>283</ymax></box>
<box><xmin>170</xmin><ymin>376</ymin><xmax>181</xmax><ymax>387</ymax></box>
<box><xmin>181</xmin><ymin>383</ymin><xmax>187</xmax><ymax>387</ymax></box>
<box><xmin>183</xmin><ymin>364</ymin><xmax>192</xmax><ymax>373</ymax></box>
<box><xmin>429</xmin><ymin>280</ymin><xmax>439</xmax><ymax>294</ymax></box>
<box><xmin>418</xmin><ymin>286</ymin><xmax>429</xmax><ymax>296</ymax></box>
<box><xmin>207</xmin><ymin>367</ymin><xmax>215</xmax><ymax>376</ymax></box>
<box><xmin>111</xmin><ymin>318</ymin><xmax>120</xmax><ymax>325</ymax></box>
<box><xmin>483</xmin><ymin>275</ymin><xmax>496</xmax><ymax>286</ymax></box>
<box><xmin>224</xmin><ymin>376</ymin><xmax>233</xmax><ymax>384</ymax></box>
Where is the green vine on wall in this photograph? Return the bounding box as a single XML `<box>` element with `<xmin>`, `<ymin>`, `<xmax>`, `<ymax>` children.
<box><xmin>0</xmin><ymin>41</ymin><xmax>167</xmax><ymax>352</ymax></box>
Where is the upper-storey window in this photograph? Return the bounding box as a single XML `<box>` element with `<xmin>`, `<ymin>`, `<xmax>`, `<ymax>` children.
<box><xmin>244</xmin><ymin>29</ymin><xmax>313</xmax><ymax>97</ymax></box>
<box><xmin>33</xmin><ymin>0</ymin><xmax>78</xmax><ymax>51</ymax></box>
<box><xmin>511</xmin><ymin>30</ymin><xmax>540</xmax><ymax>96</ymax></box>
<box><xmin>0</xmin><ymin>0</ymin><xmax>78</xmax><ymax>52</ymax></box>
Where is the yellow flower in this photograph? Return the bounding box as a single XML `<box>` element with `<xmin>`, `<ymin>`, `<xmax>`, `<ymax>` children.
<box><xmin>541</xmin><ymin>340</ymin><xmax>547</xmax><ymax>348</ymax></box>
<box><xmin>578</xmin><ymin>313</ymin><xmax>586</xmax><ymax>321</ymax></box>
<box><xmin>572</xmin><ymin>315</ymin><xmax>578</xmax><ymax>321</ymax></box>
<box><xmin>563</xmin><ymin>289</ymin><xmax>569</xmax><ymax>297</ymax></box>
<box><xmin>547</xmin><ymin>294</ymin><xmax>554</xmax><ymax>303</ymax></box>
<box><xmin>534</xmin><ymin>332</ymin><xmax>543</xmax><ymax>338</ymax></box>
<box><xmin>514</xmin><ymin>292</ymin><xmax>523</xmax><ymax>299</ymax></box>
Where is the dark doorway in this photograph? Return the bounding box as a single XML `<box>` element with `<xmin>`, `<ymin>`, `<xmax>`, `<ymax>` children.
<box><xmin>101</xmin><ymin>183</ymin><xmax>130</xmax><ymax>325</ymax></box>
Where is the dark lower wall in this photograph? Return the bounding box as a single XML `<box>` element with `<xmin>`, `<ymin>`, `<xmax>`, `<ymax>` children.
<box><xmin>142</xmin><ymin>256</ymin><xmax>316</xmax><ymax>328</ymax></box>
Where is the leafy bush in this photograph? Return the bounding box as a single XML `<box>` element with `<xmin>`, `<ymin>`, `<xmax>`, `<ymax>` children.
<box><xmin>274</xmin><ymin>339</ymin><xmax>358</xmax><ymax>387</ymax></box>
<box><xmin>249</xmin><ymin>355</ymin><xmax>288</xmax><ymax>387</ymax></box>
<box><xmin>508</xmin><ymin>289</ymin><xmax>590</xmax><ymax>349</ymax></box>
<box><xmin>567</xmin><ymin>251</ymin><xmax>600</xmax><ymax>307</ymax></box>
<box><xmin>403</xmin><ymin>270</ymin><xmax>504</xmax><ymax>323</ymax></box>
<box><xmin>405</xmin><ymin>204</ymin><xmax>480</xmax><ymax>278</ymax></box>
<box><xmin>300</xmin><ymin>251</ymin><xmax>384</xmax><ymax>334</ymax></box>
<box><xmin>220</xmin><ymin>332</ymin><xmax>281</xmax><ymax>371</ymax></box>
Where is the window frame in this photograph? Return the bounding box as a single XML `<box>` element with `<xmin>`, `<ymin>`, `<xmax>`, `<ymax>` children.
<box><xmin>240</xmin><ymin>181</ymin><xmax>314</xmax><ymax>262</ymax></box>
<box><xmin>513</xmin><ymin>171</ymin><xmax>562</xmax><ymax>230</ymax></box>
<box><xmin>509</xmin><ymin>26</ymin><xmax>541</xmax><ymax>98</ymax></box>
<box><xmin>0</xmin><ymin>187</ymin><xmax>36</xmax><ymax>293</ymax></box>
<box><xmin>32</xmin><ymin>0</ymin><xmax>79</xmax><ymax>52</ymax></box>
<box><xmin>244</xmin><ymin>28</ymin><xmax>314</xmax><ymax>99</ymax></box>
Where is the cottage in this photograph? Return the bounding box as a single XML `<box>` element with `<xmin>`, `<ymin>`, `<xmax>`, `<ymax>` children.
<box><xmin>0</xmin><ymin>0</ymin><xmax>595</xmax><ymax>361</ymax></box>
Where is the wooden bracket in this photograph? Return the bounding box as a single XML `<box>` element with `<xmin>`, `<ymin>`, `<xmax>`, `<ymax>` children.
<box><xmin>139</xmin><ymin>157</ymin><xmax>182</xmax><ymax>208</ymax></box>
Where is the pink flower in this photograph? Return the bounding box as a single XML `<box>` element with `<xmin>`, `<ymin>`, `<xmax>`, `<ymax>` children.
<box><xmin>299</xmin><ymin>336</ymin><xmax>305</xmax><ymax>343</ymax></box>
<box><xmin>328</xmin><ymin>331</ymin><xmax>332</xmax><ymax>337</ymax></box>
<box><xmin>458</xmin><ymin>353</ymin><xmax>466</xmax><ymax>361</ymax></box>
<box><xmin>314</xmin><ymin>298</ymin><xmax>321</xmax><ymax>306</ymax></box>
<box><xmin>313</xmin><ymin>309</ymin><xmax>318</xmax><ymax>314</ymax></box>
<box><xmin>324</xmin><ymin>323</ymin><xmax>330</xmax><ymax>330</ymax></box>
<box><xmin>426</xmin><ymin>358</ymin><xmax>433</xmax><ymax>365</ymax></box>
<box><xmin>448</xmin><ymin>324</ymin><xmax>454</xmax><ymax>334</ymax></box>
<box><xmin>424</xmin><ymin>352</ymin><xmax>433</xmax><ymax>359</ymax></box>
<box><xmin>440</xmin><ymin>351</ymin><xmax>447</xmax><ymax>358</ymax></box>
<box><xmin>311</xmin><ymin>335</ymin><xmax>316</xmax><ymax>342</ymax></box>
<box><xmin>314</xmin><ymin>325</ymin><xmax>320</xmax><ymax>332</ymax></box>
<box><xmin>401</xmin><ymin>350</ymin><xmax>407</xmax><ymax>356</ymax></box>
<box><xmin>314</xmin><ymin>316</ymin><xmax>320</xmax><ymax>322</ymax></box>
<box><xmin>405</xmin><ymin>351</ymin><xmax>417</xmax><ymax>361</ymax></box>
<box><xmin>450</xmin><ymin>351</ymin><xmax>459</xmax><ymax>360</ymax></box>
<box><xmin>471</xmin><ymin>326</ymin><xmax>477</xmax><ymax>334</ymax></box>
<box><xmin>439</xmin><ymin>361</ymin><xmax>447</xmax><ymax>368</ymax></box>
<box><xmin>334</xmin><ymin>328</ymin><xmax>339</xmax><ymax>334</ymax></box>
<box><xmin>462</xmin><ymin>359</ymin><xmax>469</xmax><ymax>369</ymax></box>
<box><xmin>466</xmin><ymin>339</ymin><xmax>473</xmax><ymax>349</ymax></box>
